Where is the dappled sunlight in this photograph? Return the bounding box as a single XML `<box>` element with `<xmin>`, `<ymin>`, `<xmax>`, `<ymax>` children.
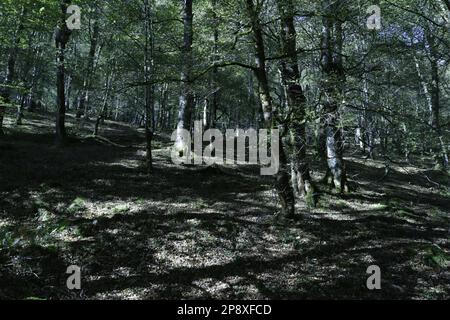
<box><xmin>1</xmin><ymin>110</ymin><xmax>449</xmax><ymax>300</ymax></box>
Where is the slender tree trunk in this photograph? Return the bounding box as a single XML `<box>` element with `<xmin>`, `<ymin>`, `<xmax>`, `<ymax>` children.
<box><xmin>429</xmin><ymin>40</ymin><xmax>448</xmax><ymax>169</ymax></box>
<box><xmin>16</xmin><ymin>32</ymin><xmax>38</xmax><ymax>125</ymax></box>
<box><xmin>362</xmin><ymin>76</ymin><xmax>375</xmax><ymax>159</ymax></box>
<box><xmin>159</xmin><ymin>83</ymin><xmax>169</xmax><ymax>130</ymax></box>
<box><xmin>143</xmin><ymin>0</ymin><xmax>155</xmax><ymax>171</ymax></box>
<box><xmin>209</xmin><ymin>0</ymin><xmax>219</xmax><ymax>129</ymax></box>
<box><xmin>94</xmin><ymin>68</ymin><xmax>114</xmax><ymax>136</ymax></box>
<box><xmin>114</xmin><ymin>97</ymin><xmax>120</xmax><ymax>121</ymax></box>
<box><xmin>16</xmin><ymin>95</ymin><xmax>26</xmax><ymax>125</ymax></box>
<box><xmin>320</xmin><ymin>0</ymin><xmax>348</xmax><ymax>193</ymax></box>
<box><xmin>416</xmin><ymin>30</ymin><xmax>449</xmax><ymax>169</ymax></box>
<box><xmin>277</xmin><ymin>0</ymin><xmax>316</xmax><ymax>203</ymax></box>
<box><xmin>175</xmin><ymin>0</ymin><xmax>194</xmax><ymax>154</ymax></box>
<box><xmin>77</xmin><ymin>12</ymin><xmax>100</xmax><ymax>119</ymax></box>
<box><xmin>354</xmin><ymin>40</ymin><xmax>373</xmax><ymax>158</ymax></box>
<box><xmin>15</xmin><ymin>101</ymin><xmax>25</xmax><ymax>126</ymax></box>
<box><xmin>246</xmin><ymin>0</ymin><xmax>296</xmax><ymax>218</ymax></box>
<box><xmin>0</xmin><ymin>5</ymin><xmax>26</xmax><ymax>135</ymax></box>
<box><xmin>355</xmin><ymin>116</ymin><xmax>365</xmax><ymax>153</ymax></box>
<box><xmin>55</xmin><ymin>0</ymin><xmax>72</xmax><ymax>146</ymax></box>
<box><xmin>27</xmin><ymin>47</ymin><xmax>41</xmax><ymax>113</ymax></box>
<box><xmin>65</xmin><ymin>73</ymin><xmax>73</xmax><ymax>112</ymax></box>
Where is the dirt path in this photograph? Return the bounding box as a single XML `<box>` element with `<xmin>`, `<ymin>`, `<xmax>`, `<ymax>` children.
<box><xmin>1</xmin><ymin>112</ymin><xmax>449</xmax><ymax>299</ymax></box>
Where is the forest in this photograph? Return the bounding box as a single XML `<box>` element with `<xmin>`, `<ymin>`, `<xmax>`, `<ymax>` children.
<box><xmin>0</xmin><ymin>0</ymin><xmax>449</xmax><ymax>300</ymax></box>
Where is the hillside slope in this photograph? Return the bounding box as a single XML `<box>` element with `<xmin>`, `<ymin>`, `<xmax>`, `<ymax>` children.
<box><xmin>1</xmin><ymin>111</ymin><xmax>450</xmax><ymax>299</ymax></box>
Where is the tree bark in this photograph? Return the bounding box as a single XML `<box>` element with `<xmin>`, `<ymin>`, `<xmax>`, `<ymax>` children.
<box><xmin>209</xmin><ymin>0</ymin><xmax>219</xmax><ymax>129</ymax></box>
<box><xmin>55</xmin><ymin>0</ymin><xmax>72</xmax><ymax>146</ymax></box>
<box><xmin>16</xmin><ymin>30</ymin><xmax>39</xmax><ymax>125</ymax></box>
<box><xmin>246</xmin><ymin>0</ymin><xmax>296</xmax><ymax>218</ymax></box>
<box><xmin>76</xmin><ymin>9</ymin><xmax>100</xmax><ymax>119</ymax></box>
<box><xmin>94</xmin><ymin>67</ymin><xmax>114</xmax><ymax>136</ymax></box>
<box><xmin>27</xmin><ymin>46</ymin><xmax>42</xmax><ymax>113</ymax></box>
<box><xmin>320</xmin><ymin>0</ymin><xmax>348</xmax><ymax>193</ymax></box>
<box><xmin>277</xmin><ymin>0</ymin><xmax>315</xmax><ymax>203</ymax></box>
<box><xmin>175</xmin><ymin>0</ymin><xmax>195</xmax><ymax>154</ymax></box>
<box><xmin>416</xmin><ymin>29</ymin><xmax>449</xmax><ymax>169</ymax></box>
<box><xmin>143</xmin><ymin>0</ymin><xmax>155</xmax><ymax>172</ymax></box>
<box><xmin>0</xmin><ymin>5</ymin><xmax>26</xmax><ymax>135</ymax></box>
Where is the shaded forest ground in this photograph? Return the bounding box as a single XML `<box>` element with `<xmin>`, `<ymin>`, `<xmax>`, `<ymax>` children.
<box><xmin>1</xmin><ymin>109</ymin><xmax>450</xmax><ymax>300</ymax></box>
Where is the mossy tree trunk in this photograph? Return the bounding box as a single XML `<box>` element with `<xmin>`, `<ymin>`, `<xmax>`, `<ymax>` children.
<box><xmin>245</xmin><ymin>0</ymin><xmax>296</xmax><ymax>218</ymax></box>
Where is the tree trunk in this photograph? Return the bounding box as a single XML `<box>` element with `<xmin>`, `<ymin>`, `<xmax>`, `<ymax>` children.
<box><xmin>362</xmin><ymin>76</ymin><xmax>375</xmax><ymax>159</ymax></box>
<box><xmin>159</xmin><ymin>83</ymin><xmax>169</xmax><ymax>130</ymax></box>
<box><xmin>27</xmin><ymin>50</ymin><xmax>41</xmax><ymax>113</ymax></box>
<box><xmin>0</xmin><ymin>5</ymin><xmax>26</xmax><ymax>135</ymax></box>
<box><xmin>16</xmin><ymin>31</ymin><xmax>41</xmax><ymax>125</ymax></box>
<box><xmin>143</xmin><ymin>0</ymin><xmax>155</xmax><ymax>172</ymax></box>
<box><xmin>77</xmin><ymin>11</ymin><xmax>100</xmax><ymax>119</ymax></box>
<box><xmin>94</xmin><ymin>68</ymin><xmax>114</xmax><ymax>136</ymax></box>
<box><xmin>16</xmin><ymin>96</ymin><xmax>26</xmax><ymax>125</ymax></box>
<box><xmin>417</xmin><ymin>29</ymin><xmax>449</xmax><ymax>169</ymax></box>
<box><xmin>65</xmin><ymin>73</ymin><xmax>73</xmax><ymax>112</ymax></box>
<box><xmin>246</xmin><ymin>0</ymin><xmax>296</xmax><ymax>218</ymax></box>
<box><xmin>319</xmin><ymin>0</ymin><xmax>348</xmax><ymax>193</ymax></box>
<box><xmin>277</xmin><ymin>0</ymin><xmax>316</xmax><ymax>203</ymax></box>
<box><xmin>55</xmin><ymin>0</ymin><xmax>72</xmax><ymax>146</ymax></box>
<box><xmin>209</xmin><ymin>0</ymin><xmax>219</xmax><ymax>129</ymax></box>
<box><xmin>175</xmin><ymin>0</ymin><xmax>195</xmax><ymax>154</ymax></box>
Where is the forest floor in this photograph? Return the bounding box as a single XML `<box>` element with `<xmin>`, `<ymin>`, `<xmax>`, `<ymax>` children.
<box><xmin>1</xmin><ymin>110</ymin><xmax>450</xmax><ymax>300</ymax></box>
